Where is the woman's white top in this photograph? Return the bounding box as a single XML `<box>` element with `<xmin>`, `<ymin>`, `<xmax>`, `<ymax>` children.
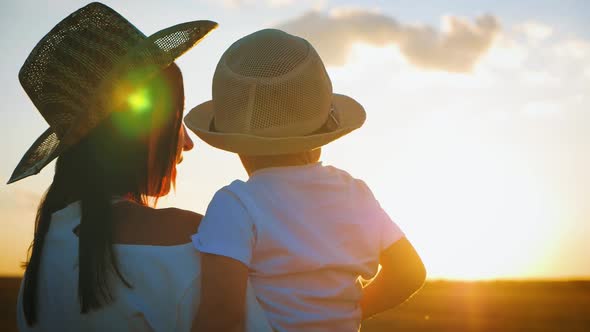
<box><xmin>193</xmin><ymin>163</ymin><xmax>404</xmax><ymax>332</ymax></box>
<box><xmin>16</xmin><ymin>201</ymin><xmax>271</xmax><ymax>332</ymax></box>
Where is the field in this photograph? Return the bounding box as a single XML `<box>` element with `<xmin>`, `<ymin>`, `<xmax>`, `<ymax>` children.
<box><xmin>1</xmin><ymin>277</ymin><xmax>589</xmax><ymax>331</ymax></box>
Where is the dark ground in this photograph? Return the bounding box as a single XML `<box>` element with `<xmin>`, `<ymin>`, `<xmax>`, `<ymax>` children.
<box><xmin>2</xmin><ymin>277</ymin><xmax>590</xmax><ymax>331</ymax></box>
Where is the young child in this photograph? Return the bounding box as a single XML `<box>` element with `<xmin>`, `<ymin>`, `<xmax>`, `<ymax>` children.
<box><xmin>185</xmin><ymin>29</ymin><xmax>426</xmax><ymax>331</ymax></box>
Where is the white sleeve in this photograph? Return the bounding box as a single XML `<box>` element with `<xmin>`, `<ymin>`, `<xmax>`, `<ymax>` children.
<box><xmin>191</xmin><ymin>188</ymin><xmax>255</xmax><ymax>267</ymax></box>
<box><xmin>374</xmin><ymin>202</ymin><xmax>405</xmax><ymax>251</ymax></box>
<box><xmin>355</xmin><ymin>179</ymin><xmax>405</xmax><ymax>251</ymax></box>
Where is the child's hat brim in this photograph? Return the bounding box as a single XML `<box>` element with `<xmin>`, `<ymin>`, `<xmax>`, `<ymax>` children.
<box><xmin>184</xmin><ymin>93</ymin><xmax>366</xmax><ymax>156</ymax></box>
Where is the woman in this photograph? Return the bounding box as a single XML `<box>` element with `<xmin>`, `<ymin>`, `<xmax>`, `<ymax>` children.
<box><xmin>11</xmin><ymin>3</ymin><xmax>271</xmax><ymax>331</ymax></box>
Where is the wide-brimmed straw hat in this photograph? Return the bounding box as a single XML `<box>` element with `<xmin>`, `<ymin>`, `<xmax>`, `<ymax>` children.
<box><xmin>184</xmin><ymin>29</ymin><xmax>365</xmax><ymax>156</ymax></box>
<box><xmin>7</xmin><ymin>2</ymin><xmax>217</xmax><ymax>184</ymax></box>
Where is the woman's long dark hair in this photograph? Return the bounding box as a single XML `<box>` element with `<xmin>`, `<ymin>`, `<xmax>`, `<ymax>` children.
<box><xmin>22</xmin><ymin>63</ymin><xmax>185</xmax><ymax>325</ymax></box>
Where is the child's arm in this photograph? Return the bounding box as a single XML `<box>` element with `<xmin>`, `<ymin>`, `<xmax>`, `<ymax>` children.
<box><xmin>191</xmin><ymin>253</ymin><xmax>248</xmax><ymax>332</ymax></box>
<box><xmin>360</xmin><ymin>237</ymin><xmax>426</xmax><ymax>319</ymax></box>
<box><xmin>189</xmin><ymin>188</ymin><xmax>255</xmax><ymax>332</ymax></box>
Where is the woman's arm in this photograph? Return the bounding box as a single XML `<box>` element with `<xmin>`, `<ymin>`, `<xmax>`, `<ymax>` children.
<box><xmin>191</xmin><ymin>253</ymin><xmax>248</xmax><ymax>332</ymax></box>
<box><xmin>360</xmin><ymin>237</ymin><xmax>426</xmax><ymax>319</ymax></box>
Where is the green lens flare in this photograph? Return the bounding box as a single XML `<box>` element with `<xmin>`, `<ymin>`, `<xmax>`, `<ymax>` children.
<box><xmin>127</xmin><ymin>88</ymin><xmax>152</xmax><ymax>113</ymax></box>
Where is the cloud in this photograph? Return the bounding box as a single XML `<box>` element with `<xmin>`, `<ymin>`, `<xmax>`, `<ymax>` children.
<box><xmin>515</xmin><ymin>21</ymin><xmax>553</xmax><ymax>43</ymax></box>
<box><xmin>276</xmin><ymin>9</ymin><xmax>500</xmax><ymax>72</ymax></box>
<box><xmin>478</xmin><ymin>35</ymin><xmax>528</xmax><ymax>70</ymax></box>
<box><xmin>554</xmin><ymin>38</ymin><xmax>590</xmax><ymax>59</ymax></box>
<box><xmin>214</xmin><ymin>0</ymin><xmax>308</xmax><ymax>9</ymax></box>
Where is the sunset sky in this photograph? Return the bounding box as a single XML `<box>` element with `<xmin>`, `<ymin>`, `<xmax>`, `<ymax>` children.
<box><xmin>0</xmin><ymin>0</ymin><xmax>588</xmax><ymax>279</ymax></box>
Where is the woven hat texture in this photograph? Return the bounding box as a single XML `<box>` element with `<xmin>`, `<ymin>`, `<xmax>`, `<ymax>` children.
<box><xmin>9</xmin><ymin>2</ymin><xmax>217</xmax><ymax>184</ymax></box>
<box><xmin>185</xmin><ymin>29</ymin><xmax>366</xmax><ymax>155</ymax></box>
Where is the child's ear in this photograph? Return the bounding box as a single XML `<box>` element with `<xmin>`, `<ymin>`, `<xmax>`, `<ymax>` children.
<box><xmin>310</xmin><ymin>148</ymin><xmax>321</xmax><ymax>163</ymax></box>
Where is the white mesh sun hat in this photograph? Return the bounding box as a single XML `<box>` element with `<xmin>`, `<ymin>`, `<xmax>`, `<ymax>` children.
<box><xmin>184</xmin><ymin>29</ymin><xmax>366</xmax><ymax>155</ymax></box>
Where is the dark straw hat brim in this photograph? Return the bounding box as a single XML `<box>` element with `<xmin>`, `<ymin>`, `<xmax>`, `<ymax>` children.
<box><xmin>8</xmin><ymin>18</ymin><xmax>217</xmax><ymax>184</ymax></box>
<box><xmin>184</xmin><ymin>94</ymin><xmax>366</xmax><ymax>156</ymax></box>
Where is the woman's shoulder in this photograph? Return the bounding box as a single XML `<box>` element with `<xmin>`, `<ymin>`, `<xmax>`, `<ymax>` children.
<box><xmin>112</xmin><ymin>202</ymin><xmax>202</xmax><ymax>246</ymax></box>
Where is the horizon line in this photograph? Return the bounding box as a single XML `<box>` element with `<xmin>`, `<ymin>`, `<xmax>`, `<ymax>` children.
<box><xmin>1</xmin><ymin>274</ymin><xmax>589</xmax><ymax>282</ymax></box>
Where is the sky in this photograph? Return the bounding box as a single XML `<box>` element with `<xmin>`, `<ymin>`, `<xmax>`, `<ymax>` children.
<box><xmin>0</xmin><ymin>0</ymin><xmax>589</xmax><ymax>279</ymax></box>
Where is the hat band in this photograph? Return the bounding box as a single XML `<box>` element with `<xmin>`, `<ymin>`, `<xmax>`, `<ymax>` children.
<box><xmin>209</xmin><ymin>104</ymin><xmax>340</xmax><ymax>136</ymax></box>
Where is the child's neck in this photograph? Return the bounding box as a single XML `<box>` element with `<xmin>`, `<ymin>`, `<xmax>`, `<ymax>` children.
<box><xmin>240</xmin><ymin>149</ymin><xmax>321</xmax><ymax>176</ymax></box>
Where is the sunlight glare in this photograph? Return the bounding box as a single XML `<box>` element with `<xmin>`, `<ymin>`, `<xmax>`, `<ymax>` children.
<box><xmin>326</xmin><ymin>42</ymin><xmax>563</xmax><ymax>280</ymax></box>
<box><xmin>127</xmin><ymin>88</ymin><xmax>152</xmax><ymax>113</ymax></box>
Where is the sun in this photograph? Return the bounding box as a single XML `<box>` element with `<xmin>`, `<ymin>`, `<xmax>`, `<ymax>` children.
<box><xmin>326</xmin><ymin>42</ymin><xmax>563</xmax><ymax>280</ymax></box>
<box><xmin>382</xmin><ymin>115</ymin><xmax>560</xmax><ymax>280</ymax></box>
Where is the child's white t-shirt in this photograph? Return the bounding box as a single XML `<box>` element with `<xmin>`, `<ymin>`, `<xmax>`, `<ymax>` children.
<box><xmin>192</xmin><ymin>162</ymin><xmax>404</xmax><ymax>332</ymax></box>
